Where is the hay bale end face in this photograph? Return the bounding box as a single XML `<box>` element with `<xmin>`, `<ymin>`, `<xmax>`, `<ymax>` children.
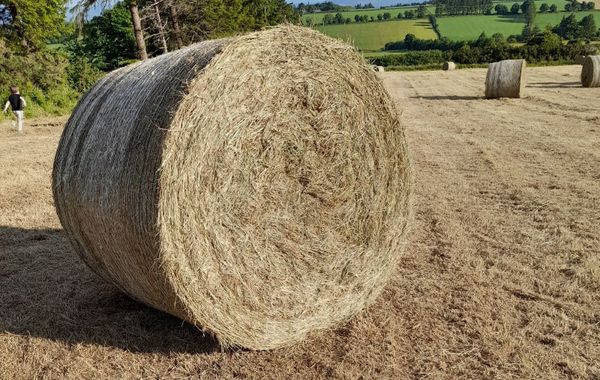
<box><xmin>581</xmin><ymin>55</ymin><xmax>600</xmax><ymax>87</ymax></box>
<box><xmin>52</xmin><ymin>26</ymin><xmax>412</xmax><ymax>350</ymax></box>
<box><xmin>485</xmin><ymin>59</ymin><xmax>526</xmax><ymax>99</ymax></box>
<box><xmin>442</xmin><ymin>61</ymin><xmax>456</xmax><ymax>71</ymax></box>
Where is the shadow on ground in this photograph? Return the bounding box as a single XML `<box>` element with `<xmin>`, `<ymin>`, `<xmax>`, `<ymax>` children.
<box><xmin>410</xmin><ymin>95</ymin><xmax>483</xmax><ymax>100</ymax></box>
<box><xmin>527</xmin><ymin>81</ymin><xmax>581</xmax><ymax>88</ymax></box>
<box><xmin>0</xmin><ymin>226</ymin><xmax>220</xmax><ymax>354</ymax></box>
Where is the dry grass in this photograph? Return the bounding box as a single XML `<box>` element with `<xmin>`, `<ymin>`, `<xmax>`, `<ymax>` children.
<box><xmin>1</xmin><ymin>65</ymin><xmax>599</xmax><ymax>378</ymax></box>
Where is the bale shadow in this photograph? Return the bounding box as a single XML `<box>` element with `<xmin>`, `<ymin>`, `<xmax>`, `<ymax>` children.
<box><xmin>0</xmin><ymin>226</ymin><xmax>220</xmax><ymax>354</ymax></box>
<box><xmin>410</xmin><ymin>95</ymin><xmax>483</xmax><ymax>101</ymax></box>
<box><xmin>527</xmin><ymin>81</ymin><xmax>581</xmax><ymax>88</ymax></box>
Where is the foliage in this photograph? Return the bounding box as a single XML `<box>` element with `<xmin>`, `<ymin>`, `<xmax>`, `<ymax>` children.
<box><xmin>552</xmin><ymin>13</ymin><xmax>599</xmax><ymax>39</ymax></box>
<box><xmin>495</xmin><ymin>4</ymin><xmax>509</xmax><ymax>15</ymax></box>
<box><xmin>176</xmin><ymin>0</ymin><xmax>299</xmax><ymax>40</ymax></box>
<box><xmin>69</xmin><ymin>2</ymin><xmax>137</xmax><ymax>71</ymax></box>
<box><xmin>435</xmin><ymin>0</ymin><xmax>493</xmax><ymax>16</ymax></box>
<box><xmin>429</xmin><ymin>14</ymin><xmax>441</xmax><ymax>38</ymax></box>
<box><xmin>0</xmin><ymin>41</ymin><xmax>80</xmax><ymax>117</ymax></box>
<box><xmin>0</xmin><ymin>0</ymin><xmax>66</xmax><ymax>51</ymax></box>
<box><xmin>377</xmin><ymin>31</ymin><xmax>598</xmax><ymax>66</ymax></box>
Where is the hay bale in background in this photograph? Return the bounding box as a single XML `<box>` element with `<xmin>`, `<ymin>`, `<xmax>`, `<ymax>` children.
<box><xmin>485</xmin><ymin>59</ymin><xmax>526</xmax><ymax>99</ymax></box>
<box><xmin>442</xmin><ymin>61</ymin><xmax>456</xmax><ymax>71</ymax></box>
<box><xmin>576</xmin><ymin>55</ymin><xmax>586</xmax><ymax>65</ymax></box>
<box><xmin>581</xmin><ymin>55</ymin><xmax>600</xmax><ymax>87</ymax></box>
<box><xmin>371</xmin><ymin>65</ymin><xmax>385</xmax><ymax>72</ymax></box>
<box><xmin>52</xmin><ymin>25</ymin><xmax>412</xmax><ymax>350</ymax></box>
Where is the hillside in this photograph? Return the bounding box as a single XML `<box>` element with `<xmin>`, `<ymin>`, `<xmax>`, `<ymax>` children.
<box><xmin>317</xmin><ymin>19</ymin><xmax>437</xmax><ymax>51</ymax></box>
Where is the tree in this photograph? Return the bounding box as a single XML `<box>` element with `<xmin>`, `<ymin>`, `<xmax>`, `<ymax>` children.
<box><xmin>334</xmin><ymin>12</ymin><xmax>344</xmax><ymax>23</ymax></box>
<box><xmin>383</xmin><ymin>12</ymin><xmax>391</xmax><ymax>20</ymax></box>
<box><xmin>495</xmin><ymin>4</ymin><xmax>509</xmax><ymax>14</ymax></box>
<box><xmin>404</xmin><ymin>10</ymin><xmax>415</xmax><ymax>19</ymax></box>
<box><xmin>565</xmin><ymin>3</ymin><xmax>572</xmax><ymax>11</ymax></box>
<box><xmin>553</xmin><ymin>14</ymin><xmax>581</xmax><ymax>39</ymax></box>
<box><xmin>511</xmin><ymin>3</ymin><xmax>521</xmax><ymax>14</ymax></box>
<box><xmin>354</xmin><ymin>14</ymin><xmax>360</xmax><ymax>22</ymax></box>
<box><xmin>549</xmin><ymin>4</ymin><xmax>558</xmax><ymax>12</ymax></box>
<box><xmin>522</xmin><ymin>0</ymin><xmax>536</xmax><ymax>28</ymax></box>
<box><xmin>579</xmin><ymin>14</ymin><xmax>596</xmax><ymax>39</ymax></box>
<box><xmin>0</xmin><ymin>0</ymin><xmax>66</xmax><ymax>50</ymax></box>
<box><xmin>587</xmin><ymin>1</ymin><xmax>595</xmax><ymax>9</ymax></box>
<box><xmin>539</xmin><ymin>3</ymin><xmax>549</xmax><ymax>12</ymax></box>
<box><xmin>416</xmin><ymin>5</ymin><xmax>427</xmax><ymax>18</ymax></box>
<box><xmin>75</xmin><ymin>0</ymin><xmax>148</xmax><ymax>60</ymax></box>
<box><xmin>72</xmin><ymin>2</ymin><xmax>137</xmax><ymax>71</ymax></box>
<box><xmin>377</xmin><ymin>13</ymin><xmax>383</xmax><ymax>21</ymax></box>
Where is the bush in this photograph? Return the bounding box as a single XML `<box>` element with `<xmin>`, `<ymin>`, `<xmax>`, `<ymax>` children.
<box><xmin>0</xmin><ymin>46</ymin><xmax>80</xmax><ymax>117</ymax></box>
<box><xmin>378</xmin><ymin>31</ymin><xmax>598</xmax><ymax>67</ymax></box>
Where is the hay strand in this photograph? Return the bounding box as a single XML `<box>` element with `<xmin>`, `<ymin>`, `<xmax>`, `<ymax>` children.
<box><xmin>581</xmin><ymin>55</ymin><xmax>600</xmax><ymax>87</ymax></box>
<box><xmin>52</xmin><ymin>25</ymin><xmax>412</xmax><ymax>350</ymax></box>
<box><xmin>485</xmin><ymin>59</ymin><xmax>526</xmax><ymax>99</ymax></box>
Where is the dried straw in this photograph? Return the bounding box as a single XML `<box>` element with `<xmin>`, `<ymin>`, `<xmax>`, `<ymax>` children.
<box><xmin>485</xmin><ymin>59</ymin><xmax>526</xmax><ymax>99</ymax></box>
<box><xmin>52</xmin><ymin>25</ymin><xmax>412</xmax><ymax>350</ymax></box>
<box><xmin>581</xmin><ymin>55</ymin><xmax>600</xmax><ymax>87</ymax></box>
<box><xmin>442</xmin><ymin>61</ymin><xmax>456</xmax><ymax>71</ymax></box>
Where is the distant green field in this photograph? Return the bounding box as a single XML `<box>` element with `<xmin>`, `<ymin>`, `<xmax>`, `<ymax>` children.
<box><xmin>303</xmin><ymin>6</ymin><xmax>435</xmax><ymax>24</ymax></box>
<box><xmin>438</xmin><ymin>11</ymin><xmax>600</xmax><ymax>40</ymax></box>
<box><xmin>302</xmin><ymin>0</ymin><xmax>572</xmax><ymax>25</ymax></box>
<box><xmin>535</xmin><ymin>10</ymin><xmax>600</xmax><ymax>27</ymax></box>
<box><xmin>437</xmin><ymin>15</ymin><xmax>523</xmax><ymax>40</ymax></box>
<box><xmin>316</xmin><ymin>19</ymin><xmax>437</xmax><ymax>51</ymax></box>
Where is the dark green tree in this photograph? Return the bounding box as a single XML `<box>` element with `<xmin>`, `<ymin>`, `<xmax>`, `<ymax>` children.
<box><xmin>539</xmin><ymin>3</ymin><xmax>549</xmax><ymax>12</ymax></box>
<box><xmin>495</xmin><ymin>4</ymin><xmax>509</xmax><ymax>14</ymax></box>
<box><xmin>579</xmin><ymin>14</ymin><xmax>597</xmax><ymax>39</ymax></box>
<box><xmin>72</xmin><ymin>2</ymin><xmax>137</xmax><ymax>71</ymax></box>
<box><xmin>0</xmin><ymin>0</ymin><xmax>66</xmax><ymax>51</ymax></box>
<box><xmin>510</xmin><ymin>3</ymin><xmax>520</xmax><ymax>14</ymax></box>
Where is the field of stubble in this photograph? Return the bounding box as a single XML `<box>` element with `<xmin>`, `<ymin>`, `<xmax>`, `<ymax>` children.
<box><xmin>0</xmin><ymin>65</ymin><xmax>598</xmax><ymax>379</ymax></box>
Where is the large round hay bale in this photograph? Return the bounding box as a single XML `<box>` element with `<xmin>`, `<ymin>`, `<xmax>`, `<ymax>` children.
<box><xmin>485</xmin><ymin>59</ymin><xmax>526</xmax><ymax>99</ymax></box>
<box><xmin>442</xmin><ymin>61</ymin><xmax>456</xmax><ymax>71</ymax></box>
<box><xmin>52</xmin><ymin>25</ymin><xmax>412</xmax><ymax>350</ymax></box>
<box><xmin>581</xmin><ymin>55</ymin><xmax>600</xmax><ymax>87</ymax></box>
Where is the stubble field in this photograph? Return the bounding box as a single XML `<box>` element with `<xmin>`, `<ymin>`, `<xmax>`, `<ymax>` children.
<box><xmin>0</xmin><ymin>65</ymin><xmax>598</xmax><ymax>379</ymax></box>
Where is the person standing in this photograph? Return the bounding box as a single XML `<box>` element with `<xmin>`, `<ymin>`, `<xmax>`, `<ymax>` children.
<box><xmin>3</xmin><ymin>86</ymin><xmax>27</xmax><ymax>132</ymax></box>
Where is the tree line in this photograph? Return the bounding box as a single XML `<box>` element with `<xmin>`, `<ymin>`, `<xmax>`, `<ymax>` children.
<box><xmin>376</xmin><ymin>24</ymin><xmax>598</xmax><ymax>68</ymax></box>
<box><xmin>306</xmin><ymin>5</ymin><xmax>429</xmax><ymax>25</ymax></box>
<box><xmin>0</xmin><ymin>0</ymin><xmax>298</xmax><ymax>116</ymax></box>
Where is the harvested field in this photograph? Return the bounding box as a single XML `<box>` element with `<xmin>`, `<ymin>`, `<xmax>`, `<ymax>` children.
<box><xmin>1</xmin><ymin>65</ymin><xmax>599</xmax><ymax>379</ymax></box>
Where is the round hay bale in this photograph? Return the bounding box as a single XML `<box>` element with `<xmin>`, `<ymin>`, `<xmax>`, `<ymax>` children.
<box><xmin>485</xmin><ymin>59</ymin><xmax>526</xmax><ymax>99</ymax></box>
<box><xmin>442</xmin><ymin>61</ymin><xmax>456</xmax><ymax>71</ymax></box>
<box><xmin>581</xmin><ymin>55</ymin><xmax>600</xmax><ymax>87</ymax></box>
<box><xmin>371</xmin><ymin>65</ymin><xmax>385</xmax><ymax>72</ymax></box>
<box><xmin>52</xmin><ymin>25</ymin><xmax>412</xmax><ymax>350</ymax></box>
